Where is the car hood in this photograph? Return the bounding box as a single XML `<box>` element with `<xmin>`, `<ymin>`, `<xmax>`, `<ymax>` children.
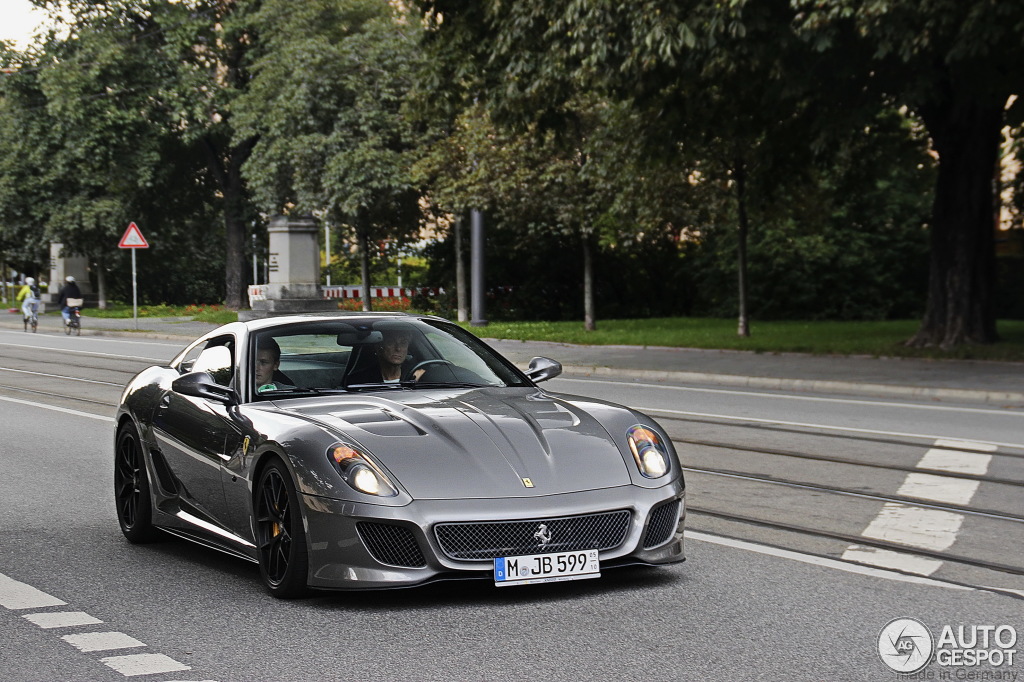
<box><xmin>279</xmin><ymin>387</ymin><xmax>632</xmax><ymax>499</ymax></box>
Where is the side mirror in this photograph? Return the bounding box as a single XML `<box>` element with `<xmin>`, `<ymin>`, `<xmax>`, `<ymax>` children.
<box><xmin>172</xmin><ymin>371</ymin><xmax>239</xmax><ymax>405</ymax></box>
<box><xmin>525</xmin><ymin>356</ymin><xmax>562</xmax><ymax>383</ymax></box>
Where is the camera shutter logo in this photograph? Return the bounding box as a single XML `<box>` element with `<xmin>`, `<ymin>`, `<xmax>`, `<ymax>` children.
<box><xmin>878</xmin><ymin>618</ymin><xmax>934</xmax><ymax>674</ymax></box>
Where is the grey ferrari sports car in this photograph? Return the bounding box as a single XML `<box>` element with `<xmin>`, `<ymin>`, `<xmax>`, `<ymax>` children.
<box><xmin>114</xmin><ymin>313</ymin><xmax>685</xmax><ymax>597</ymax></box>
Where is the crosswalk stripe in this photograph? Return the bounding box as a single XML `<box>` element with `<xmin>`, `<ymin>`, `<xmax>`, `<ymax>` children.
<box><xmin>842</xmin><ymin>439</ymin><xmax>994</xmax><ymax>575</ymax></box>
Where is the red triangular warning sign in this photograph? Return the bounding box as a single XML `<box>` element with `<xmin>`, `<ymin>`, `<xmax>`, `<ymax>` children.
<box><xmin>118</xmin><ymin>222</ymin><xmax>149</xmax><ymax>248</ymax></box>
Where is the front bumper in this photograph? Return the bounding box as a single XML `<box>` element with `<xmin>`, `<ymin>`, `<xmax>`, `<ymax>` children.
<box><xmin>302</xmin><ymin>479</ymin><xmax>686</xmax><ymax>589</ymax></box>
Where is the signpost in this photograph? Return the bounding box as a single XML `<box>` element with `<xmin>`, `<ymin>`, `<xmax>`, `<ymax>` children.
<box><xmin>118</xmin><ymin>222</ymin><xmax>149</xmax><ymax>329</ymax></box>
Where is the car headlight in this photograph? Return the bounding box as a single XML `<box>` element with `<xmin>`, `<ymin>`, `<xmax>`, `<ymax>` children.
<box><xmin>627</xmin><ymin>425</ymin><xmax>670</xmax><ymax>479</ymax></box>
<box><xmin>327</xmin><ymin>443</ymin><xmax>398</xmax><ymax>497</ymax></box>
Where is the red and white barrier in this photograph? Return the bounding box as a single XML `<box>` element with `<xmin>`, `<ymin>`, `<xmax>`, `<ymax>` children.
<box><xmin>246</xmin><ymin>284</ymin><xmax>443</xmax><ymax>309</ymax></box>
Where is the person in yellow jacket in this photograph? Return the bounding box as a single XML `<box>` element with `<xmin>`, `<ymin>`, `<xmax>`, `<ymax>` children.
<box><xmin>16</xmin><ymin>277</ymin><xmax>41</xmax><ymax>331</ymax></box>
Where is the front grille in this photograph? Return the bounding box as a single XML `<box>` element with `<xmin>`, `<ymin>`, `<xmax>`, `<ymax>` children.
<box><xmin>434</xmin><ymin>510</ymin><xmax>631</xmax><ymax>561</ymax></box>
<box><xmin>643</xmin><ymin>499</ymin><xmax>680</xmax><ymax>549</ymax></box>
<box><xmin>357</xmin><ymin>522</ymin><xmax>427</xmax><ymax>568</ymax></box>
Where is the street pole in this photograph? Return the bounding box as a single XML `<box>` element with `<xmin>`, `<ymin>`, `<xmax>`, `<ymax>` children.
<box><xmin>131</xmin><ymin>248</ymin><xmax>138</xmax><ymax>330</ymax></box>
<box><xmin>455</xmin><ymin>217</ymin><xmax>467</xmax><ymax>322</ymax></box>
<box><xmin>470</xmin><ymin>209</ymin><xmax>487</xmax><ymax>327</ymax></box>
<box><xmin>324</xmin><ymin>222</ymin><xmax>331</xmax><ymax>287</ymax></box>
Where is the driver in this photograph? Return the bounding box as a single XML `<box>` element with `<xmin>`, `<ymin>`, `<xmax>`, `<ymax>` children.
<box><xmin>349</xmin><ymin>328</ymin><xmax>424</xmax><ymax>384</ymax></box>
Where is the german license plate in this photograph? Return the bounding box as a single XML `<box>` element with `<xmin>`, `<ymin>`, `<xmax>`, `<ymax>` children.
<box><xmin>493</xmin><ymin>549</ymin><xmax>600</xmax><ymax>586</ymax></box>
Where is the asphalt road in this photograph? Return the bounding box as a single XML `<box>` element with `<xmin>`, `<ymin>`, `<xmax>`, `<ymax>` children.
<box><xmin>1</xmin><ymin>330</ymin><xmax>1022</xmax><ymax>681</ymax></box>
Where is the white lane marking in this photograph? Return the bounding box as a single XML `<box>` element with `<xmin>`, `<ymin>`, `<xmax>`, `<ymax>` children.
<box><xmin>560</xmin><ymin>377</ymin><xmax>1023</xmax><ymax>416</ymax></box>
<box><xmin>0</xmin><ymin>330</ymin><xmax>183</xmax><ymax>349</ymax></box>
<box><xmin>0</xmin><ymin>572</ymin><xmax>67</xmax><ymax>609</ymax></box>
<box><xmin>100</xmin><ymin>653</ymin><xmax>191</xmax><ymax>677</ymax></box>
<box><xmin>840</xmin><ymin>546</ymin><xmax>944</xmax><ymax>576</ymax></box>
<box><xmin>898</xmin><ymin>473</ymin><xmax>980</xmax><ymax>506</ymax></box>
<box><xmin>0</xmin><ymin>395</ymin><xmax>113</xmax><ymax>422</ymax></box>
<box><xmin>933</xmin><ymin>439</ymin><xmax>998</xmax><ymax>453</ymax></box>
<box><xmin>634</xmin><ymin>406</ymin><xmax>1023</xmax><ymax>450</ymax></box>
<box><xmin>687</xmin><ymin>531</ymin><xmax>972</xmax><ymax>591</ymax></box>
<box><xmin>23</xmin><ymin>611</ymin><xmax>103</xmax><ymax>628</ymax></box>
<box><xmin>861</xmin><ymin>503</ymin><xmax>963</xmax><ymax>551</ymax></box>
<box><xmin>62</xmin><ymin>631</ymin><xmax>146</xmax><ymax>652</ymax></box>
<box><xmin>0</xmin><ymin>341</ymin><xmax>167</xmax><ymax>363</ymax></box>
<box><xmin>0</xmin><ymin>366</ymin><xmax>122</xmax><ymax>386</ymax></box>
<box><xmin>919</xmin><ymin>448</ymin><xmax>994</xmax><ymax>475</ymax></box>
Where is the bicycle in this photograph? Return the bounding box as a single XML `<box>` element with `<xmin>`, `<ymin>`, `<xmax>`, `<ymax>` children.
<box><xmin>64</xmin><ymin>297</ymin><xmax>83</xmax><ymax>336</ymax></box>
<box><xmin>24</xmin><ymin>300</ymin><xmax>39</xmax><ymax>333</ymax></box>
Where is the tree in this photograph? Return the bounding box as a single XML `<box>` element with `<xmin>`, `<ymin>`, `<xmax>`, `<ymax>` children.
<box><xmin>159</xmin><ymin>0</ymin><xmax>264</xmax><ymax>310</ymax></box>
<box><xmin>792</xmin><ymin>0</ymin><xmax>1022</xmax><ymax>348</ymax></box>
<box><xmin>415</xmin><ymin>99</ymin><xmax>668</xmax><ymax>330</ymax></box>
<box><xmin>1</xmin><ymin>0</ymin><xmax>262</xmax><ymax>308</ymax></box>
<box><xmin>235</xmin><ymin>0</ymin><xmax>422</xmax><ymax>310</ymax></box>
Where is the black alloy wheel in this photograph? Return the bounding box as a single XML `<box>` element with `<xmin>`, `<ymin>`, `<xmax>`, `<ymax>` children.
<box><xmin>255</xmin><ymin>460</ymin><xmax>310</xmax><ymax>598</ymax></box>
<box><xmin>114</xmin><ymin>424</ymin><xmax>159</xmax><ymax>543</ymax></box>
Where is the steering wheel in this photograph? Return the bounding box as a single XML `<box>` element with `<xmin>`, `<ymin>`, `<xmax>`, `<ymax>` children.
<box><xmin>406</xmin><ymin>359</ymin><xmax>454</xmax><ymax>381</ymax></box>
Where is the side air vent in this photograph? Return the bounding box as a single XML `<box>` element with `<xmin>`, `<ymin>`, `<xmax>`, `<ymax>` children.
<box><xmin>357</xmin><ymin>522</ymin><xmax>427</xmax><ymax>568</ymax></box>
<box><xmin>643</xmin><ymin>500</ymin><xmax>680</xmax><ymax>549</ymax></box>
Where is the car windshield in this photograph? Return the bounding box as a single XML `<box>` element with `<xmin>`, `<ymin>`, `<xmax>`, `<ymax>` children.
<box><xmin>250</xmin><ymin>318</ymin><xmax>530</xmax><ymax>399</ymax></box>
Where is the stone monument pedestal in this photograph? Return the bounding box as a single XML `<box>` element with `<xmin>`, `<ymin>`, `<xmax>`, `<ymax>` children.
<box><xmin>42</xmin><ymin>243</ymin><xmax>94</xmax><ymax>310</ymax></box>
<box><xmin>239</xmin><ymin>216</ymin><xmax>336</xmax><ymax>321</ymax></box>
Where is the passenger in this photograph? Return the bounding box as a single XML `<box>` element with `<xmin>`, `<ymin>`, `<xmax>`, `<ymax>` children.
<box><xmin>255</xmin><ymin>338</ymin><xmax>293</xmax><ymax>393</ymax></box>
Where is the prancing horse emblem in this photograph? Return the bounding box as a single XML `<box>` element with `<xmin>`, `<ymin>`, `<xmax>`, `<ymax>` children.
<box><xmin>533</xmin><ymin>523</ymin><xmax>552</xmax><ymax>546</ymax></box>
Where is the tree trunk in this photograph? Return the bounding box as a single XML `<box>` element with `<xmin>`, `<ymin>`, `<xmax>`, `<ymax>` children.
<box><xmin>582</xmin><ymin>231</ymin><xmax>596</xmax><ymax>331</ymax></box>
<box><xmin>735</xmin><ymin>158</ymin><xmax>751</xmax><ymax>338</ymax></box>
<box><xmin>202</xmin><ymin>136</ymin><xmax>254</xmax><ymax>310</ymax></box>
<box><xmin>359</xmin><ymin>227</ymin><xmax>373</xmax><ymax>312</ymax></box>
<box><xmin>910</xmin><ymin>92</ymin><xmax>1004</xmax><ymax>349</ymax></box>
<box><xmin>223</xmin><ymin>144</ymin><xmax>251</xmax><ymax>310</ymax></box>
<box><xmin>94</xmin><ymin>255</ymin><xmax>107</xmax><ymax>310</ymax></box>
<box><xmin>455</xmin><ymin>216</ymin><xmax>467</xmax><ymax>322</ymax></box>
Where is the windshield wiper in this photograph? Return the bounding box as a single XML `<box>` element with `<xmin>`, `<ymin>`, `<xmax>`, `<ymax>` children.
<box><xmin>409</xmin><ymin>381</ymin><xmax>494</xmax><ymax>389</ymax></box>
<box><xmin>345</xmin><ymin>381</ymin><xmax>417</xmax><ymax>391</ymax></box>
<box><xmin>260</xmin><ymin>387</ymin><xmax>350</xmax><ymax>396</ymax></box>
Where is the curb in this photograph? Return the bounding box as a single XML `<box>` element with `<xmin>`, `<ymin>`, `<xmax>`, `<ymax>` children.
<box><xmin>558</xmin><ymin>365</ymin><xmax>1024</xmax><ymax>406</ymax></box>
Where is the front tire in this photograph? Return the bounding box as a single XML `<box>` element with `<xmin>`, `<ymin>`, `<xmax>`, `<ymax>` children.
<box><xmin>255</xmin><ymin>459</ymin><xmax>310</xmax><ymax>598</ymax></box>
<box><xmin>114</xmin><ymin>423</ymin><xmax>160</xmax><ymax>543</ymax></box>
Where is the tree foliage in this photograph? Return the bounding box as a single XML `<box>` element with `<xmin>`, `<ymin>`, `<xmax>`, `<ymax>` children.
<box><xmin>417</xmin><ymin>0</ymin><xmax>1021</xmax><ymax>345</ymax></box>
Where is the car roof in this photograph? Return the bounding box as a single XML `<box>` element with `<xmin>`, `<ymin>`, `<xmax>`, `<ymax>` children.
<box><xmin>240</xmin><ymin>312</ymin><xmax>445</xmax><ymax>334</ymax></box>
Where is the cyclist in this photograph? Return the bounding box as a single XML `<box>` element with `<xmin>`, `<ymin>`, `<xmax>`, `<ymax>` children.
<box><xmin>16</xmin><ymin>277</ymin><xmax>41</xmax><ymax>331</ymax></box>
<box><xmin>57</xmin><ymin>275</ymin><xmax>82</xmax><ymax>327</ymax></box>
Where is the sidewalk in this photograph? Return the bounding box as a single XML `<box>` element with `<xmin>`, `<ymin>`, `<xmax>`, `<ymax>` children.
<box><xmin>3</xmin><ymin>310</ymin><xmax>1022</xmax><ymax>405</ymax></box>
